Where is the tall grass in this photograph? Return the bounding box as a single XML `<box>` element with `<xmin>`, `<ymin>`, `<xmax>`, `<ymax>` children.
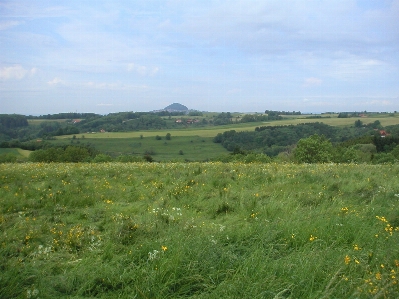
<box><xmin>1</xmin><ymin>162</ymin><xmax>398</xmax><ymax>298</ymax></box>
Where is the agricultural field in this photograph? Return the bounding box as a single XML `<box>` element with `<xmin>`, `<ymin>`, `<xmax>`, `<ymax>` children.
<box><xmin>45</xmin><ymin>113</ymin><xmax>399</xmax><ymax>161</ymax></box>
<box><xmin>276</xmin><ymin>114</ymin><xmax>399</xmax><ymax>127</ymax></box>
<box><xmin>1</xmin><ymin>162</ymin><xmax>399</xmax><ymax>298</ymax></box>
<box><xmin>51</xmin><ymin>136</ymin><xmax>229</xmax><ymax>161</ymax></box>
<box><xmin>57</xmin><ymin>123</ymin><xmax>268</xmax><ymax>139</ymax></box>
<box><xmin>27</xmin><ymin>119</ymin><xmax>69</xmax><ymax>125</ymax></box>
<box><xmin>0</xmin><ymin>148</ymin><xmax>31</xmax><ymax>161</ymax></box>
<box><xmin>56</xmin><ymin>113</ymin><xmax>399</xmax><ymax>139</ymax></box>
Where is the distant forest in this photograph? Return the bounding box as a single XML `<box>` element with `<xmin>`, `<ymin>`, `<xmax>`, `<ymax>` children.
<box><xmin>0</xmin><ymin>110</ymin><xmax>298</xmax><ymax>142</ymax></box>
<box><xmin>213</xmin><ymin>121</ymin><xmax>395</xmax><ymax>155</ymax></box>
<box><xmin>2</xmin><ymin>111</ymin><xmax>399</xmax><ymax>164</ymax></box>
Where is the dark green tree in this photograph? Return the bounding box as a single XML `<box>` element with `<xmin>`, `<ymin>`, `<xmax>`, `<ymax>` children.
<box><xmin>144</xmin><ymin>154</ymin><xmax>154</xmax><ymax>162</ymax></box>
<box><xmin>0</xmin><ymin>153</ymin><xmax>17</xmax><ymax>163</ymax></box>
<box><xmin>293</xmin><ymin>134</ymin><xmax>333</xmax><ymax>163</ymax></box>
<box><xmin>354</xmin><ymin>120</ymin><xmax>363</xmax><ymax>127</ymax></box>
<box><xmin>92</xmin><ymin>154</ymin><xmax>113</xmax><ymax>162</ymax></box>
<box><xmin>62</xmin><ymin>146</ymin><xmax>91</xmax><ymax>162</ymax></box>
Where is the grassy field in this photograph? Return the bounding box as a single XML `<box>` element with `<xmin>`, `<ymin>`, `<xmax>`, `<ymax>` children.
<box><xmin>1</xmin><ymin>162</ymin><xmax>399</xmax><ymax>298</ymax></box>
<box><xmin>58</xmin><ymin>123</ymin><xmax>267</xmax><ymax>139</ymax></box>
<box><xmin>55</xmin><ymin>114</ymin><xmax>399</xmax><ymax>140</ymax></box>
<box><xmin>0</xmin><ymin>148</ymin><xmax>31</xmax><ymax>160</ymax></box>
<box><xmin>8</xmin><ymin>113</ymin><xmax>399</xmax><ymax>162</ymax></box>
<box><xmin>277</xmin><ymin>114</ymin><xmax>399</xmax><ymax>127</ymax></box>
<box><xmin>51</xmin><ymin>136</ymin><xmax>229</xmax><ymax>161</ymax></box>
<box><xmin>27</xmin><ymin>119</ymin><xmax>69</xmax><ymax>125</ymax></box>
<box><xmin>47</xmin><ymin>114</ymin><xmax>399</xmax><ymax>161</ymax></box>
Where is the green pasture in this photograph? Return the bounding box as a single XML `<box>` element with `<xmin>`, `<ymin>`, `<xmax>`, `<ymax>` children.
<box><xmin>278</xmin><ymin>114</ymin><xmax>399</xmax><ymax>127</ymax></box>
<box><xmin>47</xmin><ymin>114</ymin><xmax>399</xmax><ymax>160</ymax></box>
<box><xmin>0</xmin><ymin>148</ymin><xmax>31</xmax><ymax>160</ymax></box>
<box><xmin>1</xmin><ymin>162</ymin><xmax>398</xmax><ymax>298</ymax></box>
<box><xmin>28</xmin><ymin>119</ymin><xmax>69</xmax><ymax>125</ymax></box>
<box><xmin>56</xmin><ymin>114</ymin><xmax>399</xmax><ymax>141</ymax></box>
<box><xmin>50</xmin><ymin>136</ymin><xmax>229</xmax><ymax>161</ymax></box>
<box><xmin>59</xmin><ymin>123</ymin><xmax>266</xmax><ymax>139</ymax></box>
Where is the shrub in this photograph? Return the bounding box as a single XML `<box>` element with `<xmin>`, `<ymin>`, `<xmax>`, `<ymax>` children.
<box><xmin>293</xmin><ymin>134</ymin><xmax>333</xmax><ymax>163</ymax></box>
<box><xmin>115</xmin><ymin>155</ymin><xmax>143</xmax><ymax>162</ymax></box>
<box><xmin>92</xmin><ymin>154</ymin><xmax>113</xmax><ymax>163</ymax></box>
<box><xmin>0</xmin><ymin>153</ymin><xmax>17</xmax><ymax>163</ymax></box>
<box><xmin>144</xmin><ymin>153</ymin><xmax>154</xmax><ymax>162</ymax></box>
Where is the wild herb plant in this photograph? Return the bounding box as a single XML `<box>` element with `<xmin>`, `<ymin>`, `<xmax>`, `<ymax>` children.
<box><xmin>1</xmin><ymin>162</ymin><xmax>398</xmax><ymax>298</ymax></box>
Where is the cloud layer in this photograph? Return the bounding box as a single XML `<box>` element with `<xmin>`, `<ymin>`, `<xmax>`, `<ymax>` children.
<box><xmin>1</xmin><ymin>0</ymin><xmax>398</xmax><ymax>114</ymax></box>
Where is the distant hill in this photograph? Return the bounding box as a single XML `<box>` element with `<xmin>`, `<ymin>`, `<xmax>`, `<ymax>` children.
<box><xmin>164</xmin><ymin>103</ymin><xmax>188</xmax><ymax>112</ymax></box>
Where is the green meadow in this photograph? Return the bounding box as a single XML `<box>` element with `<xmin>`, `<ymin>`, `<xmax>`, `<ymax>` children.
<box><xmin>276</xmin><ymin>114</ymin><xmax>399</xmax><ymax>127</ymax></box>
<box><xmin>51</xmin><ymin>136</ymin><xmax>229</xmax><ymax>161</ymax></box>
<box><xmin>1</xmin><ymin>162</ymin><xmax>399</xmax><ymax>298</ymax></box>
<box><xmin>2</xmin><ymin>113</ymin><xmax>399</xmax><ymax>163</ymax></box>
<box><xmin>55</xmin><ymin>113</ymin><xmax>399</xmax><ymax>140</ymax></box>
<box><xmin>0</xmin><ymin>148</ymin><xmax>31</xmax><ymax>160</ymax></box>
<box><xmin>44</xmin><ymin>113</ymin><xmax>399</xmax><ymax>161</ymax></box>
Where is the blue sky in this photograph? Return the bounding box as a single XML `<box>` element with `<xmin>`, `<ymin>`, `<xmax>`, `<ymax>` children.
<box><xmin>1</xmin><ymin>0</ymin><xmax>398</xmax><ymax>114</ymax></box>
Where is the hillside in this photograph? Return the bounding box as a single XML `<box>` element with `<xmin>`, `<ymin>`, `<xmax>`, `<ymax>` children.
<box><xmin>164</xmin><ymin>103</ymin><xmax>188</xmax><ymax>112</ymax></box>
<box><xmin>1</xmin><ymin>162</ymin><xmax>399</xmax><ymax>298</ymax></box>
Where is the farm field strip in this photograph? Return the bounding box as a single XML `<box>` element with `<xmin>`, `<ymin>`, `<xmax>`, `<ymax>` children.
<box><xmin>1</xmin><ymin>162</ymin><xmax>399</xmax><ymax>298</ymax></box>
<box><xmin>0</xmin><ymin>148</ymin><xmax>31</xmax><ymax>158</ymax></box>
<box><xmin>56</xmin><ymin>115</ymin><xmax>399</xmax><ymax>139</ymax></box>
<box><xmin>57</xmin><ymin>125</ymin><xmax>264</xmax><ymax>139</ymax></box>
<box><xmin>16</xmin><ymin>148</ymin><xmax>31</xmax><ymax>157</ymax></box>
<box><xmin>50</xmin><ymin>136</ymin><xmax>229</xmax><ymax>161</ymax></box>
<box><xmin>273</xmin><ymin>115</ymin><xmax>399</xmax><ymax>127</ymax></box>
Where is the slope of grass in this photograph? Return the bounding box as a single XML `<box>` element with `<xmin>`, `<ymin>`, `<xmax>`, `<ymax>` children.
<box><xmin>57</xmin><ymin>123</ymin><xmax>268</xmax><ymax>139</ymax></box>
<box><xmin>45</xmin><ymin>114</ymin><xmax>399</xmax><ymax>160</ymax></box>
<box><xmin>52</xmin><ymin>115</ymin><xmax>399</xmax><ymax>141</ymax></box>
<box><xmin>0</xmin><ymin>148</ymin><xmax>31</xmax><ymax>160</ymax></box>
<box><xmin>17</xmin><ymin>148</ymin><xmax>32</xmax><ymax>158</ymax></box>
<box><xmin>276</xmin><ymin>114</ymin><xmax>399</xmax><ymax>127</ymax></box>
<box><xmin>1</xmin><ymin>162</ymin><xmax>399</xmax><ymax>298</ymax></box>
<box><xmin>49</xmin><ymin>136</ymin><xmax>229</xmax><ymax>161</ymax></box>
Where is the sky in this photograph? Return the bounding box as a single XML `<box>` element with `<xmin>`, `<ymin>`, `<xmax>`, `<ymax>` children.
<box><xmin>0</xmin><ymin>0</ymin><xmax>398</xmax><ymax>115</ymax></box>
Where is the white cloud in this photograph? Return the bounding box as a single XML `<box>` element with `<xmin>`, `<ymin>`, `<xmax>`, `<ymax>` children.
<box><xmin>0</xmin><ymin>65</ymin><xmax>36</xmax><ymax>80</ymax></box>
<box><xmin>303</xmin><ymin>77</ymin><xmax>322</xmax><ymax>87</ymax></box>
<box><xmin>1</xmin><ymin>2</ymin><xmax>74</xmax><ymax>19</ymax></box>
<box><xmin>0</xmin><ymin>20</ymin><xmax>22</xmax><ymax>30</ymax></box>
<box><xmin>1</xmin><ymin>1</ymin><xmax>398</xmax><ymax>114</ymax></box>
<box><xmin>83</xmin><ymin>81</ymin><xmax>149</xmax><ymax>91</ymax></box>
<box><xmin>330</xmin><ymin>56</ymin><xmax>386</xmax><ymax>80</ymax></box>
<box><xmin>127</xmin><ymin>63</ymin><xmax>159</xmax><ymax>76</ymax></box>
<box><xmin>47</xmin><ymin>77</ymin><xmax>65</xmax><ymax>85</ymax></box>
<box><xmin>85</xmin><ymin>81</ymin><xmax>120</xmax><ymax>90</ymax></box>
<box><xmin>227</xmin><ymin>88</ymin><xmax>242</xmax><ymax>94</ymax></box>
<box><xmin>367</xmin><ymin>100</ymin><xmax>392</xmax><ymax>106</ymax></box>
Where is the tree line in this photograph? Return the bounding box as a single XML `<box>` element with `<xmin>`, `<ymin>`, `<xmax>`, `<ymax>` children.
<box><xmin>213</xmin><ymin>121</ymin><xmax>399</xmax><ymax>161</ymax></box>
<box><xmin>0</xmin><ymin>111</ymin><xmax>291</xmax><ymax>143</ymax></box>
<box><xmin>214</xmin><ymin>122</ymin><xmax>346</xmax><ymax>156</ymax></box>
<box><xmin>0</xmin><ymin>114</ymin><xmax>28</xmax><ymax>129</ymax></box>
